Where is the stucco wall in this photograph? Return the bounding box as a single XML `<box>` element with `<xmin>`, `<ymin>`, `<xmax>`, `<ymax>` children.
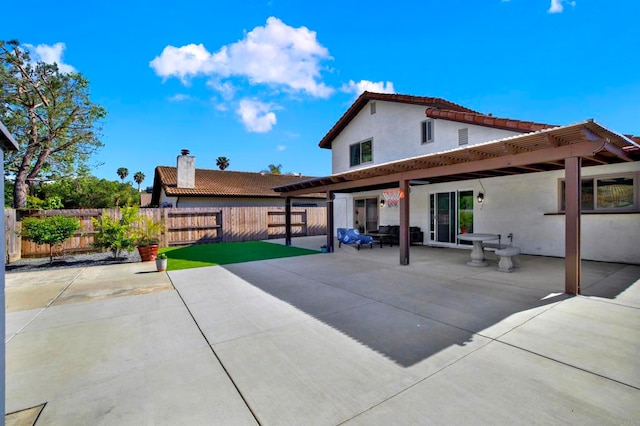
<box><xmin>331</xmin><ymin>101</ymin><xmax>520</xmax><ymax>174</ymax></box>
<box><xmin>332</xmin><ymin>162</ymin><xmax>640</xmax><ymax>264</ymax></box>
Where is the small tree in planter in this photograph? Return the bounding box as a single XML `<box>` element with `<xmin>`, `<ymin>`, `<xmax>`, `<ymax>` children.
<box><xmin>92</xmin><ymin>207</ymin><xmax>138</xmax><ymax>258</ymax></box>
<box><xmin>21</xmin><ymin>215</ymin><xmax>80</xmax><ymax>263</ymax></box>
<box><xmin>133</xmin><ymin>215</ymin><xmax>164</xmax><ymax>261</ymax></box>
<box><xmin>459</xmin><ymin>211</ymin><xmax>473</xmax><ymax>234</ymax></box>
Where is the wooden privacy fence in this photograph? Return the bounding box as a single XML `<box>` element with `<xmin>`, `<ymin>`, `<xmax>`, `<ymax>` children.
<box><xmin>7</xmin><ymin>206</ymin><xmax>326</xmax><ymax>259</ymax></box>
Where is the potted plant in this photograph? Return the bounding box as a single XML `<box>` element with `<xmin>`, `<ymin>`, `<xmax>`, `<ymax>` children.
<box><xmin>156</xmin><ymin>253</ymin><xmax>168</xmax><ymax>272</ymax></box>
<box><xmin>133</xmin><ymin>215</ymin><xmax>164</xmax><ymax>261</ymax></box>
<box><xmin>459</xmin><ymin>211</ymin><xmax>473</xmax><ymax>234</ymax></box>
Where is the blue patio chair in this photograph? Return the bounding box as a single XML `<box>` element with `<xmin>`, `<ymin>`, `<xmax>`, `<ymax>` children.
<box><xmin>337</xmin><ymin>228</ymin><xmax>374</xmax><ymax>250</ymax></box>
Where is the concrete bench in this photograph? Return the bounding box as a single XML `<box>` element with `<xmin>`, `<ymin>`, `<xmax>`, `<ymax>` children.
<box><xmin>484</xmin><ymin>242</ymin><xmax>511</xmax><ymax>250</ymax></box>
<box><xmin>495</xmin><ymin>247</ymin><xmax>521</xmax><ymax>272</ymax></box>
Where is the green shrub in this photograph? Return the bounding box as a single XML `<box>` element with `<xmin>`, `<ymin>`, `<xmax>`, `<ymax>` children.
<box><xmin>26</xmin><ymin>195</ymin><xmax>64</xmax><ymax>210</ymax></box>
<box><xmin>21</xmin><ymin>215</ymin><xmax>80</xmax><ymax>262</ymax></box>
<box><xmin>92</xmin><ymin>207</ymin><xmax>138</xmax><ymax>258</ymax></box>
<box><xmin>133</xmin><ymin>215</ymin><xmax>164</xmax><ymax>246</ymax></box>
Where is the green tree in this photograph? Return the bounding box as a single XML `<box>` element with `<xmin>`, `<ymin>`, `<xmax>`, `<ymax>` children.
<box><xmin>32</xmin><ymin>176</ymin><xmax>139</xmax><ymax>208</ymax></box>
<box><xmin>0</xmin><ymin>40</ymin><xmax>107</xmax><ymax>208</ymax></box>
<box><xmin>117</xmin><ymin>167</ymin><xmax>129</xmax><ymax>182</ymax></box>
<box><xmin>133</xmin><ymin>171</ymin><xmax>145</xmax><ymax>192</ymax></box>
<box><xmin>26</xmin><ymin>194</ymin><xmax>63</xmax><ymax>210</ymax></box>
<box><xmin>21</xmin><ymin>215</ymin><xmax>80</xmax><ymax>263</ymax></box>
<box><xmin>216</xmin><ymin>156</ymin><xmax>230</xmax><ymax>170</ymax></box>
<box><xmin>262</xmin><ymin>163</ymin><xmax>283</xmax><ymax>174</ymax></box>
<box><xmin>4</xmin><ymin>179</ymin><xmax>14</xmax><ymax>207</ymax></box>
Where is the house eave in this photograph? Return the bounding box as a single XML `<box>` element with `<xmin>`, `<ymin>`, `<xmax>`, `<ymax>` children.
<box><xmin>276</xmin><ymin>120</ymin><xmax>640</xmax><ymax>196</ymax></box>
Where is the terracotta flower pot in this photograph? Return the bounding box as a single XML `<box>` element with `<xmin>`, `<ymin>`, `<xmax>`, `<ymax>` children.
<box><xmin>137</xmin><ymin>244</ymin><xmax>159</xmax><ymax>262</ymax></box>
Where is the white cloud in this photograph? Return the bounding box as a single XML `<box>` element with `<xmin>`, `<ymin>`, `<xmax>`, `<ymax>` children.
<box><xmin>548</xmin><ymin>0</ymin><xmax>576</xmax><ymax>13</ymax></box>
<box><xmin>150</xmin><ymin>17</ymin><xmax>333</xmax><ymax>98</ymax></box>
<box><xmin>168</xmin><ymin>93</ymin><xmax>191</xmax><ymax>102</ymax></box>
<box><xmin>342</xmin><ymin>80</ymin><xmax>395</xmax><ymax>96</ymax></box>
<box><xmin>214</xmin><ymin>102</ymin><xmax>229</xmax><ymax>112</ymax></box>
<box><xmin>149</xmin><ymin>44</ymin><xmax>215</xmax><ymax>83</ymax></box>
<box><xmin>277</xmin><ymin>145</ymin><xmax>286</xmax><ymax>151</ymax></box>
<box><xmin>206</xmin><ymin>78</ymin><xmax>236</xmax><ymax>100</ymax></box>
<box><xmin>236</xmin><ymin>99</ymin><xmax>277</xmax><ymax>133</ymax></box>
<box><xmin>25</xmin><ymin>42</ymin><xmax>76</xmax><ymax>73</ymax></box>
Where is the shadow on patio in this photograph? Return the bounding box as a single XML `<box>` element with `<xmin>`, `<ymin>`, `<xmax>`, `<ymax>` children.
<box><xmin>220</xmin><ymin>239</ymin><xmax>639</xmax><ymax>367</ymax></box>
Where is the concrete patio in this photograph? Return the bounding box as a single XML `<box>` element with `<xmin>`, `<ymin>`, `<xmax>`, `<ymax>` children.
<box><xmin>5</xmin><ymin>237</ymin><xmax>640</xmax><ymax>425</ymax></box>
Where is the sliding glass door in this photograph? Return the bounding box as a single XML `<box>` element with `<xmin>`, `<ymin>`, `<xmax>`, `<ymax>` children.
<box><xmin>354</xmin><ymin>197</ymin><xmax>379</xmax><ymax>233</ymax></box>
<box><xmin>429</xmin><ymin>190</ymin><xmax>474</xmax><ymax>244</ymax></box>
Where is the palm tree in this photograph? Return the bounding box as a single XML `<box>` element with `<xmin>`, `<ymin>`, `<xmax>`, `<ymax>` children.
<box><xmin>117</xmin><ymin>167</ymin><xmax>129</xmax><ymax>182</ymax></box>
<box><xmin>133</xmin><ymin>171</ymin><xmax>145</xmax><ymax>192</ymax></box>
<box><xmin>216</xmin><ymin>156</ymin><xmax>230</xmax><ymax>170</ymax></box>
<box><xmin>262</xmin><ymin>163</ymin><xmax>283</xmax><ymax>175</ymax></box>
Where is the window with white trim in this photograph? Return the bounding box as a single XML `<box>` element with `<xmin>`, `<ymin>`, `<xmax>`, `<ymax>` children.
<box><xmin>559</xmin><ymin>173</ymin><xmax>637</xmax><ymax>212</ymax></box>
<box><xmin>370</xmin><ymin>102</ymin><xmax>376</xmax><ymax>114</ymax></box>
<box><xmin>350</xmin><ymin>139</ymin><xmax>373</xmax><ymax>167</ymax></box>
<box><xmin>421</xmin><ymin>120</ymin><xmax>433</xmax><ymax>144</ymax></box>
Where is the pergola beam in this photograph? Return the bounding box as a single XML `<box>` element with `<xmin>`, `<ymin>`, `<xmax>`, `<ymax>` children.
<box><xmin>278</xmin><ymin>141</ymin><xmax>605</xmax><ymax>197</ymax></box>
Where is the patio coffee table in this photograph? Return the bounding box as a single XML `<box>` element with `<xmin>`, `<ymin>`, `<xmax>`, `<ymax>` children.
<box><xmin>365</xmin><ymin>233</ymin><xmax>394</xmax><ymax>248</ymax></box>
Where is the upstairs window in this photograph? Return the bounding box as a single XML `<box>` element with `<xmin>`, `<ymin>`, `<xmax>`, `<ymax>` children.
<box><xmin>370</xmin><ymin>102</ymin><xmax>376</xmax><ymax>114</ymax></box>
<box><xmin>458</xmin><ymin>128</ymin><xmax>469</xmax><ymax>146</ymax></box>
<box><xmin>560</xmin><ymin>174</ymin><xmax>637</xmax><ymax>212</ymax></box>
<box><xmin>350</xmin><ymin>139</ymin><xmax>373</xmax><ymax>167</ymax></box>
<box><xmin>421</xmin><ymin>120</ymin><xmax>433</xmax><ymax>144</ymax></box>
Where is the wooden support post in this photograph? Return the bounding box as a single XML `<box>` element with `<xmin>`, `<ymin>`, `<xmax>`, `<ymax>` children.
<box><xmin>326</xmin><ymin>191</ymin><xmax>334</xmax><ymax>252</ymax></box>
<box><xmin>399</xmin><ymin>179</ymin><xmax>410</xmax><ymax>265</ymax></box>
<box><xmin>285</xmin><ymin>197</ymin><xmax>292</xmax><ymax>246</ymax></box>
<box><xmin>565</xmin><ymin>157</ymin><xmax>581</xmax><ymax>295</ymax></box>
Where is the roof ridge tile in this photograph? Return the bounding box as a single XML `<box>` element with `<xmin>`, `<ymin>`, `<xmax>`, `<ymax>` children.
<box><xmin>425</xmin><ymin>108</ymin><xmax>557</xmax><ymax>133</ymax></box>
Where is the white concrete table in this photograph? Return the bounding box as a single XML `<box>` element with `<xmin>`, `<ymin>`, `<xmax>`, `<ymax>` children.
<box><xmin>457</xmin><ymin>233</ymin><xmax>500</xmax><ymax>267</ymax></box>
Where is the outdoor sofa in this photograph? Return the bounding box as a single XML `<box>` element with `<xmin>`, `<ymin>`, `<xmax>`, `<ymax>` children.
<box><xmin>368</xmin><ymin>225</ymin><xmax>424</xmax><ymax>246</ymax></box>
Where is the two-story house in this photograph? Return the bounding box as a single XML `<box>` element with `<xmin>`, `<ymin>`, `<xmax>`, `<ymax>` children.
<box><xmin>274</xmin><ymin>92</ymin><xmax>640</xmax><ymax>288</ymax></box>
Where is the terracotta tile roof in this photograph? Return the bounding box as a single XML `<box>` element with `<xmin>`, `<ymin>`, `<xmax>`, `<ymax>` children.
<box><xmin>154</xmin><ymin>166</ymin><xmax>323</xmax><ymax>198</ymax></box>
<box><xmin>425</xmin><ymin>108</ymin><xmax>558</xmax><ymax>133</ymax></box>
<box><xmin>625</xmin><ymin>134</ymin><xmax>640</xmax><ymax>144</ymax></box>
<box><xmin>318</xmin><ymin>91</ymin><xmax>479</xmax><ymax>149</ymax></box>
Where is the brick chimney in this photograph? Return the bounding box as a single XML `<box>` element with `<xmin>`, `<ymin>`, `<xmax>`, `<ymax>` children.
<box><xmin>177</xmin><ymin>149</ymin><xmax>195</xmax><ymax>189</ymax></box>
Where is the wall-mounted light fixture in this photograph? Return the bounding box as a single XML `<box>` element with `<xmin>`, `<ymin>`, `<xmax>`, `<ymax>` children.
<box><xmin>477</xmin><ymin>192</ymin><xmax>485</xmax><ymax>204</ymax></box>
<box><xmin>380</xmin><ymin>199</ymin><xmax>385</xmax><ymax>208</ymax></box>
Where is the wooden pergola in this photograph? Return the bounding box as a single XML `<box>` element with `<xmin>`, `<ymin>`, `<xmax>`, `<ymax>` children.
<box><xmin>274</xmin><ymin>120</ymin><xmax>640</xmax><ymax>295</ymax></box>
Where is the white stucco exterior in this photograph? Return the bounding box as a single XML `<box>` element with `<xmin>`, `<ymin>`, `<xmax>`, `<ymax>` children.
<box><xmin>328</xmin><ymin>100</ymin><xmax>640</xmax><ymax>264</ymax></box>
<box><xmin>330</xmin><ymin>101</ymin><xmax>520</xmax><ymax>174</ymax></box>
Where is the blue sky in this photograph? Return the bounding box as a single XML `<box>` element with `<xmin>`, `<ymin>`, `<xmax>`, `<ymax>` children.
<box><xmin>3</xmin><ymin>0</ymin><xmax>639</xmax><ymax>188</ymax></box>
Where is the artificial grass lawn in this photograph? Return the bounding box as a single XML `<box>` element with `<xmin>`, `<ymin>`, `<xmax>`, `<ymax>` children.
<box><xmin>159</xmin><ymin>241</ymin><xmax>319</xmax><ymax>271</ymax></box>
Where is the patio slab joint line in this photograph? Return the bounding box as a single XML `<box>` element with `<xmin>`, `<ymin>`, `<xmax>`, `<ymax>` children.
<box><xmin>494</xmin><ymin>339</ymin><xmax>640</xmax><ymax>392</ymax></box>
<box><xmin>486</xmin><ymin>295</ymin><xmax>570</xmax><ymax>341</ymax></box>
<box><xmin>168</xmin><ymin>275</ymin><xmax>263</xmax><ymax>426</ymax></box>
<box><xmin>6</xmin><ymin>268</ymin><xmax>85</xmax><ymax>343</ymax></box>
<box><xmin>336</xmin><ymin>338</ymin><xmax>494</xmax><ymax>425</ymax></box>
